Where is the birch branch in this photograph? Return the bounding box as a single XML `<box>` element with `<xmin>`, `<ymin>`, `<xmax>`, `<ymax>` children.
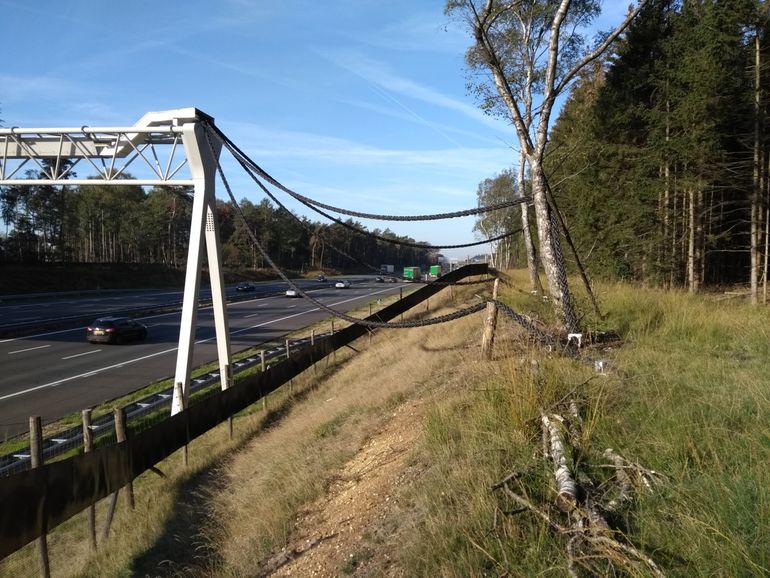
<box><xmin>542</xmin><ymin>413</ymin><xmax>578</xmax><ymax>512</ymax></box>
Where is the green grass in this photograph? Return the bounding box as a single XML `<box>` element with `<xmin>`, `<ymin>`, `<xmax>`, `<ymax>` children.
<box><xmin>393</xmin><ymin>277</ymin><xmax>770</xmax><ymax>577</ymax></box>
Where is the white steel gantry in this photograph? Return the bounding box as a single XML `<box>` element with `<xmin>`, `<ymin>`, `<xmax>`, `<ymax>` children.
<box><xmin>0</xmin><ymin>108</ymin><xmax>232</xmax><ymax>415</ymax></box>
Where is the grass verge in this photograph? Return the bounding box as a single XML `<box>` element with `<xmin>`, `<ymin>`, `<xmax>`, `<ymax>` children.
<box><xmin>3</xmin><ymin>274</ymin><xmax>768</xmax><ymax>577</ymax></box>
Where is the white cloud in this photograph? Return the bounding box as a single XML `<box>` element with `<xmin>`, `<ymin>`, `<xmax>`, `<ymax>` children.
<box><xmin>223</xmin><ymin>121</ymin><xmax>512</xmax><ymax>174</ymax></box>
<box><xmin>0</xmin><ymin>75</ymin><xmax>82</xmax><ymax>104</ymax></box>
<box><xmin>317</xmin><ymin>49</ymin><xmax>513</xmax><ymax>134</ymax></box>
<box><xmin>352</xmin><ymin>12</ymin><xmax>468</xmax><ymax>54</ymax></box>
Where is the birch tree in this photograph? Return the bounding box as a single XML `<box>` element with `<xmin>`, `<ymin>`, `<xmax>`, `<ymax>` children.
<box><xmin>448</xmin><ymin>0</ymin><xmax>647</xmax><ymax>331</ymax></box>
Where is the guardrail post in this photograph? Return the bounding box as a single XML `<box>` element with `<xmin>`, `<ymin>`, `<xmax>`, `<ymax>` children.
<box><xmin>310</xmin><ymin>329</ymin><xmax>315</xmax><ymax>346</ymax></box>
<box><xmin>30</xmin><ymin>416</ymin><xmax>51</xmax><ymax>578</ymax></box>
<box><xmin>114</xmin><ymin>407</ymin><xmax>134</xmax><ymax>511</ymax></box>
<box><xmin>82</xmin><ymin>409</ymin><xmax>97</xmax><ymax>550</ymax></box>
<box><xmin>399</xmin><ymin>288</ymin><xmax>404</xmax><ymax>322</ymax></box>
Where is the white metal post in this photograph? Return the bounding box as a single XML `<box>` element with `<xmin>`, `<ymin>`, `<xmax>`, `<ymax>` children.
<box><xmin>171</xmin><ymin>121</ymin><xmax>231</xmax><ymax>414</ymax></box>
<box><xmin>204</xmin><ymin>196</ymin><xmax>233</xmax><ymax>390</ymax></box>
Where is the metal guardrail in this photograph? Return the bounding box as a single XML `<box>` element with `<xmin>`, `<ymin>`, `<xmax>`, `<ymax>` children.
<box><xmin>0</xmin><ymin>284</ymin><xmax>294</xmax><ymax>338</ymax></box>
<box><xmin>0</xmin><ymin>332</ymin><xmax>325</xmax><ymax>477</ymax></box>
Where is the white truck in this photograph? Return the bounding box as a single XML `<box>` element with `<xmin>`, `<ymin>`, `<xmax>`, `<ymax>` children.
<box><xmin>380</xmin><ymin>264</ymin><xmax>395</xmax><ymax>274</ymax></box>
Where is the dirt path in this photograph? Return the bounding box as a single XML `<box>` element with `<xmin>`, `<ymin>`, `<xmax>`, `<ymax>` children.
<box><xmin>262</xmin><ymin>395</ymin><xmax>427</xmax><ymax>577</ymax></box>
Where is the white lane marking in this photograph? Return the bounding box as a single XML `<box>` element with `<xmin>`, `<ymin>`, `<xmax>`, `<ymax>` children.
<box><xmin>8</xmin><ymin>344</ymin><xmax>51</xmax><ymax>355</ymax></box>
<box><xmin>62</xmin><ymin>349</ymin><xmax>102</xmax><ymax>360</ymax></box>
<box><xmin>0</xmin><ymin>346</ymin><xmax>180</xmax><ymax>401</ymax></box>
<box><xmin>244</xmin><ymin>313</ymin><xmax>259</xmax><ymax>318</ymax></box>
<box><xmin>0</xmin><ymin>291</ymin><xmax>282</xmax><ymax>345</ymax></box>
<box><xmin>0</xmin><ymin>285</ymin><xmax>397</xmax><ymax>399</ymax></box>
<box><xmin>0</xmin><ymin>307</ymin><xmax>324</xmax><ymax>401</ymax></box>
<box><xmin>0</xmin><ymin>308</ymin><xmax>186</xmax><ymax>345</ymax></box>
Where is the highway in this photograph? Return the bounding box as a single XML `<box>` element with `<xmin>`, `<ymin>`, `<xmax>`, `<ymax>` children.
<box><xmin>0</xmin><ymin>277</ymin><xmax>404</xmax><ymax>439</ymax></box>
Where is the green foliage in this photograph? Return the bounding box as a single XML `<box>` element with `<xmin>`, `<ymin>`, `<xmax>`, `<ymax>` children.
<box><xmin>546</xmin><ymin>0</ymin><xmax>769</xmax><ymax>287</ymax></box>
<box><xmin>0</xmin><ymin>175</ymin><xmax>435</xmax><ymax>272</ymax></box>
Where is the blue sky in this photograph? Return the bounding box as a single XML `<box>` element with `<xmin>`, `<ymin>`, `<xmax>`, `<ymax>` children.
<box><xmin>0</xmin><ymin>1</ymin><xmax>629</xmax><ymax>261</ymax></box>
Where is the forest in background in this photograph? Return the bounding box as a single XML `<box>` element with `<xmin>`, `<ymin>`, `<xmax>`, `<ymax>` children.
<box><xmin>0</xmin><ymin>175</ymin><xmax>436</xmax><ymax>274</ymax></box>
<box><xmin>475</xmin><ymin>0</ymin><xmax>770</xmax><ymax>297</ymax></box>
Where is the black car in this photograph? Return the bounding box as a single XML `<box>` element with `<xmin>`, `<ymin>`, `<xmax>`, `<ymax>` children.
<box><xmin>236</xmin><ymin>282</ymin><xmax>256</xmax><ymax>292</ymax></box>
<box><xmin>87</xmin><ymin>317</ymin><xmax>148</xmax><ymax>344</ymax></box>
<box><xmin>317</xmin><ymin>275</ymin><xmax>327</xmax><ymax>282</ymax></box>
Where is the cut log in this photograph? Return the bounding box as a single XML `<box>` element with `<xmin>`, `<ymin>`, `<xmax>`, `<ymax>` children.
<box><xmin>541</xmin><ymin>414</ymin><xmax>578</xmax><ymax>512</ymax></box>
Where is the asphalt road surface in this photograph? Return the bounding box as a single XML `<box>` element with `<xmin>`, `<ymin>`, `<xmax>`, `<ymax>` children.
<box><xmin>0</xmin><ymin>277</ymin><xmax>405</xmax><ymax>439</ymax></box>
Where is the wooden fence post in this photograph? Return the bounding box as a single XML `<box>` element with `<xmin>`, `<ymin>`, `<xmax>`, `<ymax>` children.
<box><xmin>82</xmin><ymin>409</ymin><xmax>97</xmax><ymax>551</ymax></box>
<box><xmin>174</xmin><ymin>381</ymin><xmax>188</xmax><ymax>467</ymax></box>
<box><xmin>260</xmin><ymin>350</ymin><xmax>267</xmax><ymax>410</ymax></box>
<box><xmin>113</xmin><ymin>407</ymin><xmax>134</xmax><ymax>511</ymax></box>
<box><xmin>30</xmin><ymin>417</ymin><xmax>51</xmax><ymax>578</ymax></box>
<box><xmin>225</xmin><ymin>364</ymin><xmax>234</xmax><ymax>440</ymax></box>
<box><xmin>481</xmin><ymin>279</ymin><xmax>500</xmax><ymax>360</ymax></box>
<box><xmin>286</xmin><ymin>339</ymin><xmax>293</xmax><ymax>394</ymax></box>
<box><xmin>331</xmin><ymin>320</ymin><xmax>336</xmax><ymax>361</ymax></box>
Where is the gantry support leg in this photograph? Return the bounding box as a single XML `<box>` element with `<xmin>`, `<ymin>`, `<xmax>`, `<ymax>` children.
<box><xmin>171</xmin><ymin>122</ymin><xmax>231</xmax><ymax>415</ymax></box>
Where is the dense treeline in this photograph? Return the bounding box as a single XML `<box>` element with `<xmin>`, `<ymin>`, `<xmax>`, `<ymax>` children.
<box><xmin>542</xmin><ymin>0</ymin><xmax>770</xmax><ymax>295</ymax></box>
<box><xmin>0</xmin><ymin>172</ymin><xmax>435</xmax><ymax>272</ymax></box>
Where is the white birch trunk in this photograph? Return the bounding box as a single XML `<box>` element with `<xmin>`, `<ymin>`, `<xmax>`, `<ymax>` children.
<box><xmin>751</xmin><ymin>34</ymin><xmax>762</xmax><ymax>305</ymax></box>
<box><xmin>519</xmin><ymin>149</ymin><xmax>543</xmax><ymax>295</ymax></box>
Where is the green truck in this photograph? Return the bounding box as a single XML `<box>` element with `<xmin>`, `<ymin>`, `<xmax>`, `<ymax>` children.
<box><xmin>403</xmin><ymin>266</ymin><xmax>421</xmax><ymax>281</ymax></box>
<box><xmin>429</xmin><ymin>265</ymin><xmax>441</xmax><ymax>277</ymax></box>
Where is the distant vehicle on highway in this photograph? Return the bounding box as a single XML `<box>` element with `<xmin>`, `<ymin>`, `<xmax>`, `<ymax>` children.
<box><xmin>375</xmin><ymin>276</ymin><xmax>384</xmax><ymax>283</ymax></box>
<box><xmin>285</xmin><ymin>288</ymin><xmax>300</xmax><ymax>298</ymax></box>
<box><xmin>317</xmin><ymin>275</ymin><xmax>327</xmax><ymax>282</ymax></box>
<box><xmin>385</xmin><ymin>277</ymin><xmax>398</xmax><ymax>283</ymax></box>
<box><xmin>335</xmin><ymin>280</ymin><xmax>351</xmax><ymax>288</ymax></box>
<box><xmin>87</xmin><ymin>317</ymin><xmax>147</xmax><ymax>344</ymax></box>
<box><xmin>236</xmin><ymin>282</ymin><xmax>256</xmax><ymax>292</ymax></box>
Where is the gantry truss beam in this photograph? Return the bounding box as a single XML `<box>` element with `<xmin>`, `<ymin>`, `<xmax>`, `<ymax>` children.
<box><xmin>0</xmin><ymin>108</ymin><xmax>214</xmax><ymax>186</ymax></box>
